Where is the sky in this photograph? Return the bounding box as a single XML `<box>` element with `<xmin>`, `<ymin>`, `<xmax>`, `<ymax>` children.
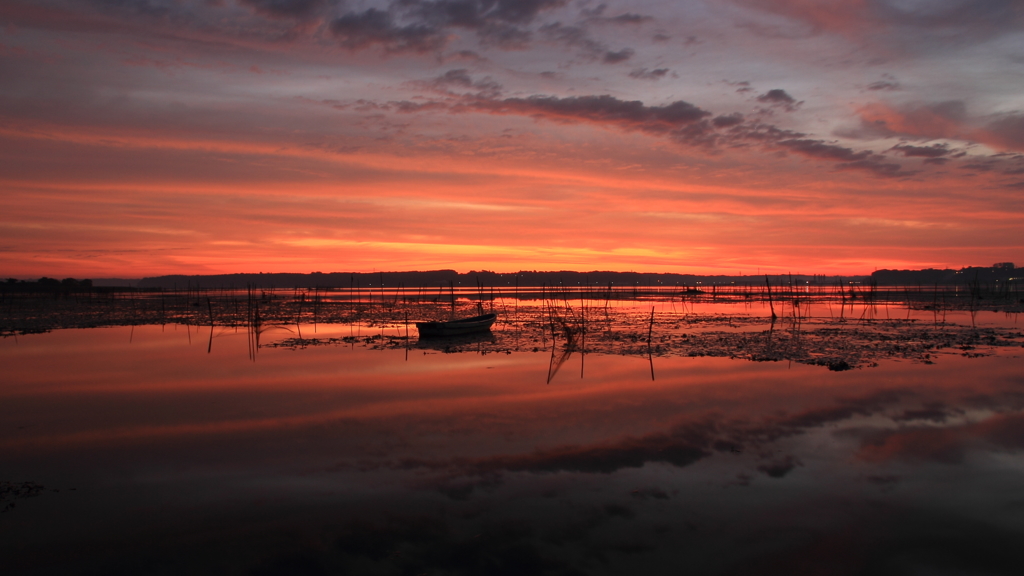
<box><xmin>1</xmin><ymin>0</ymin><xmax>1023</xmax><ymax>278</ymax></box>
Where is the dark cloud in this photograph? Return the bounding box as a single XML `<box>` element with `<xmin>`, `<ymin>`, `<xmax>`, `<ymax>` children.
<box><xmin>537</xmin><ymin>21</ymin><xmax>633</xmax><ymax>62</ymax></box>
<box><xmin>629</xmin><ymin>68</ymin><xmax>670</xmax><ymax>81</ymax></box>
<box><xmin>718</xmin><ymin>121</ymin><xmax>804</xmax><ymax>145</ymax></box>
<box><xmin>408</xmin><ymin>0</ymin><xmax>489</xmax><ymax>28</ymax></box>
<box><xmin>779</xmin><ymin>138</ymin><xmax>871</xmax><ymax>162</ymax></box>
<box><xmin>238</xmin><ymin>0</ymin><xmax>324</xmax><ymax>19</ymax></box>
<box><xmin>756</xmin><ymin>89</ymin><xmax>801</xmax><ymax>111</ymax></box>
<box><xmin>0</xmin><ymin>0</ymin><xmax>187</xmax><ymax>34</ymax></box>
<box><xmin>629</xmin><ymin>487</ymin><xmax>670</xmax><ymax>500</ymax></box>
<box><xmin>390</xmin><ymin>100</ymin><xmax>449</xmax><ymax>113</ymax></box>
<box><xmin>837</xmin><ymin>157</ymin><xmax>905</xmax><ymax>177</ymax></box>
<box><xmin>468</xmin><ymin>94</ymin><xmax>711</xmax><ymax>136</ymax></box>
<box><xmin>3</xmin><ymin>0</ymin><xmax>311</xmax><ymax>43</ymax></box>
<box><xmin>727</xmin><ymin>80</ymin><xmax>754</xmax><ymax>94</ymax></box>
<box><xmin>409</xmin><ymin>0</ymin><xmax>564</xmax><ymax>28</ymax></box>
<box><xmin>867</xmin><ymin>80</ymin><xmax>900</xmax><ymax>91</ymax></box>
<box><xmin>460</xmin><ymin>91</ymin><xmax>908</xmax><ymax>175</ymax></box>
<box><xmin>448</xmin><ymin>49</ymin><xmax>483</xmax><ymax>60</ymax></box>
<box><xmin>889</xmin><ymin>143</ymin><xmax>951</xmax><ymax>158</ymax></box>
<box><xmin>405</xmin><ymin>1</ymin><xmax>534</xmax><ymax>47</ymax></box>
<box><xmin>428</xmin><ymin>69</ymin><xmax>503</xmax><ymax>97</ymax></box>
<box><xmin>581</xmin><ymin>4</ymin><xmax>651</xmax><ymax>24</ymax></box>
<box><xmin>88</xmin><ymin>0</ymin><xmax>177</xmax><ymax>19</ymax></box>
<box><xmin>475</xmin><ymin>22</ymin><xmax>532</xmax><ymax>48</ymax></box>
<box><xmin>434</xmin><ymin>68</ymin><xmax>474</xmax><ymax>87</ymax></box>
<box><xmin>602</xmin><ymin>48</ymin><xmax>634</xmax><ymax>64</ymax></box>
<box><xmin>329</xmin><ymin>97</ymin><xmax>448</xmax><ymax>113</ymax></box>
<box><xmin>330</xmin><ymin>9</ymin><xmax>448</xmax><ymax>53</ymax></box>
<box><xmin>609</xmin><ymin>13</ymin><xmax>652</xmax><ymax>24</ymax></box>
<box><xmin>579</xmin><ymin>3</ymin><xmax>607</xmax><ymax>18</ymax></box>
<box><xmin>538</xmin><ymin>22</ymin><xmax>605</xmax><ymax>55</ymax></box>
<box><xmin>328</xmin><ymin>0</ymin><xmax>566</xmax><ymax>53</ymax></box>
<box><xmin>712</xmin><ymin>113</ymin><xmax>744</xmax><ymax>128</ymax></box>
<box><xmin>961</xmin><ymin>161</ymin><xmax>997</xmax><ymax>172</ymax></box>
<box><xmin>757</xmin><ymin>455</ymin><xmax>801</xmax><ymax>478</ymax></box>
<box><xmin>757</xmin><ymin>88</ymin><xmax>796</xmax><ymax>105</ymax></box>
<box><xmin>485</xmin><ymin>0</ymin><xmax>564</xmax><ymax>23</ymax></box>
<box><xmin>374</xmin><ymin>69</ymin><xmax>919</xmax><ymax>177</ymax></box>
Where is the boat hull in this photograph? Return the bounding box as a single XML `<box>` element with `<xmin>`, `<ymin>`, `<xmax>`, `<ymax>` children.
<box><xmin>416</xmin><ymin>313</ymin><xmax>497</xmax><ymax>337</ymax></box>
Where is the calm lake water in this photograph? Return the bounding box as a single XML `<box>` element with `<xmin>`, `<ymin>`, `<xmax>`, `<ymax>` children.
<box><xmin>3</xmin><ymin>308</ymin><xmax>1024</xmax><ymax>575</ymax></box>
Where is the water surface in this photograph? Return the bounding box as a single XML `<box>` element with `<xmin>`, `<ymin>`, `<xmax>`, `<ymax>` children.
<box><xmin>2</xmin><ymin>317</ymin><xmax>1024</xmax><ymax>575</ymax></box>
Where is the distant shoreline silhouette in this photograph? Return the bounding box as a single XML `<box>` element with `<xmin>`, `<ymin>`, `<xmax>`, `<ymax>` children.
<box><xmin>5</xmin><ymin>263</ymin><xmax>1016</xmax><ymax>289</ymax></box>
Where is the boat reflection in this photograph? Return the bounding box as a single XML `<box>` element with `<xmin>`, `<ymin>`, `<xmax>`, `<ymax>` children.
<box><xmin>413</xmin><ymin>331</ymin><xmax>497</xmax><ymax>353</ymax></box>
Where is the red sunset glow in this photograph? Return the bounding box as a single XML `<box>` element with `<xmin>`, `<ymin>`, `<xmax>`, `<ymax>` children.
<box><xmin>2</xmin><ymin>0</ymin><xmax>1022</xmax><ymax>278</ymax></box>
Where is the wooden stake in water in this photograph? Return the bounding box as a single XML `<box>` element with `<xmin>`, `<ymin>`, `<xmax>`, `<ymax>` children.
<box><xmin>647</xmin><ymin>307</ymin><xmax>655</xmax><ymax>381</ymax></box>
<box><xmin>765</xmin><ymin>275</ymin><xmax>778</xmax><ymax>321</ymax></box>
<box><xmin>449</xmin><ymin>280</ymin><xmax>455</xmax><ymax>320</ymax></box>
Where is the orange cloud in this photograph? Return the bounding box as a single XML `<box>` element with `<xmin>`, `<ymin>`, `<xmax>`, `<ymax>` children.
<box><xmin>856</xmin><ymin>101</ymin><xmax>967</xmax><ymax>141</ymax></box>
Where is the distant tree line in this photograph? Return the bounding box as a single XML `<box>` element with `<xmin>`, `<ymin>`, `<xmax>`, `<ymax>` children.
<box><xmin>132</xmin><ymin>270</ymin><xmax>871</xmax><ymax>290</ymax></box>
<box><xmin>3</xmin><ymin>277</ymin><xmax>94</xmax><ymax>293</ymax></box>
<box><xmin>5</xmin><ymin>263</ymin><xmax>1017</xmax><ymax>293</ymax></box>
<box><xmin>870</xmin><ymin>263</ymin><xmax>1017</xmax><ymax>286</ymax></box>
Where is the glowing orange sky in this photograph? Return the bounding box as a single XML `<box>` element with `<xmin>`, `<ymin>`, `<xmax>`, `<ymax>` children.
<box><xmin>2</xmin><ymin>0</ymin><xmax>1022</xmax><ymax>278</ymax></box>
